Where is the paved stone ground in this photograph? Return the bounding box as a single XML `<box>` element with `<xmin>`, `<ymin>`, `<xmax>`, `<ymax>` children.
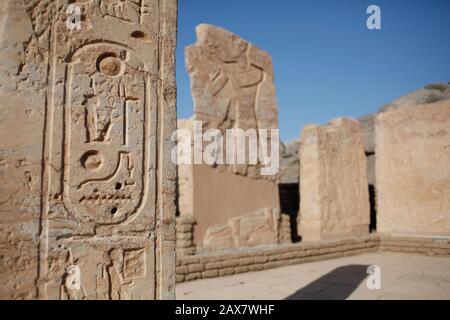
<box><xmin>176</xmin><ymin>252</ymin><xmax>450</xmax><ymax>300</ymax></box>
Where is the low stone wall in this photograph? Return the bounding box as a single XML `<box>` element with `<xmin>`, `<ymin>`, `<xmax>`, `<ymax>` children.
<box><xmin>176</xmin><ymin>235</ymin><xmax>380</xmax><ymax>283</ymax></box>
<box><xmin>176</xmin><ymin>216</ymin><xmax>197</xmax><ymax>256</ymax></box>
<box><xmin>176</xmin><ymin>234</ymin><xmax>450</xmax><ymax>283</ymax></box>
<box><xmin>380</xmin><ymin>235</ymin><xmax>450</xmax><ymax>256</ymax></box>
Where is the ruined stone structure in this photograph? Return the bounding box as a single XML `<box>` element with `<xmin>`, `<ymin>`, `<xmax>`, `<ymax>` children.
<box><xmin>178</xmin><ymin>24</ymin><xmax>282</xmax><ymax>252</ymax></box>
<box><xmin>0</xmin><ymin>0</ymin><xmax>177</xmax><ymax>300</ymax></box>
<box><xmin>202</xmin><ymin>208</ymin><xmax>290</xmax><ymax>252</ymax></box>
<box><xmin>359</xmin><ymin>82</ymin><xmax>450</xmax><ymax>187</ymax></box>
<box><xmin>176</xmin><ymin>234</ymin><xmax>450</xmax><ymax>283</ymax></box>
<box><xmin>176</xmin><ymin>216</ymin><xmax>196</xmax><ymax>257</ymax></box>
<box><xmin>376</xmin><ymin>100</ymin><xmax>450</xmax><ymax>235</ymax></box>
<box><xmin>358</xmin><ymin>82</ymin><xmax>450</xmax><ymax>232</ymax></box>
<box><xmin>298</xmin><ymin>118</ymin><xmax>370</xmax><ymax>241</ymax></box>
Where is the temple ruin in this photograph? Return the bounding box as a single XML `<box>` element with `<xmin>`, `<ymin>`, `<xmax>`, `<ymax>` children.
<box><xmin>0</xmin><ymin>1</ymin><xmax>449</xmax><ymax>301</ymax></box>
<box><xmin>298</xmin><ymin>118</ymin><xmax>370</xmax><ymax>241</ymax></box>
<box><xmin>177</xmin><ymin>24</ymin><xmax>285</xmax><ymax>253</ymax></box>
<box><xmin>376</xmin><ymin>100</ymin><xmax>450</xmax><ymax>235</ymax></box>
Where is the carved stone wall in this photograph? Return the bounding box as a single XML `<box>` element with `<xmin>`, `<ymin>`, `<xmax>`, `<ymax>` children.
<box><xmin>298</xmin><ymin>118</ymin><xmax>370</xmax><ymax>241</ymax></box>
<box><xmin>0</xmin><ymin>0</ymin><xmax>177</xmax><ymax>300</ymax></box>
<box><xmin>201</xmin><ymin>208</ymin><xmax>290</xmax><ymax>252</ymax></box>
<box><xmin>178</xmin><ymin>25</ymin><xmax>281</xmax><ymax>250</ymax></box>
<box><xmin>376</xmin><ymin>100</ymin><xmax>450</xmax><ymax>235</ymax></box>
<box><xmin>185</xmin><ymin>24</ymin><xmax>279</xmax><ymax>181</ymax></box>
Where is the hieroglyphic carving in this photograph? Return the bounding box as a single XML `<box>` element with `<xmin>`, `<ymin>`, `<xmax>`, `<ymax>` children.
<box><xmin>185</xmin><ymin>24</ymin><xmax>279</xmax><ymax>180</ymax></box>
<box><xmin>202</xmin><ymin>208</ymin><xmax>286</xmax><ymax>252</ymax></box>
<box><xmin>0</xmin><ymin>0</ymin><xmax>177</xmax><ymax>300</ymax></box>
<box><xmin>98</xmin><ymin>0</ymin><xmax>152</xmax><ymax>24</ymax></box>
<box><xmin>63</xmin><ymin>43</ymin><xmax>150</xmax><ymax>226</ymax></box>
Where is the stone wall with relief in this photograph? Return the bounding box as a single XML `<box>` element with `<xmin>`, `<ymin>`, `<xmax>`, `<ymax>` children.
<box><xmin>376</xmin><ymin>100</ymin><xmax>450</xmax><ymax>235</ymax></box>
<box><xmin>298</xmin><ymin>118</ymin><xmax>370</xmax><ymax>241</ymax></box>
<box><xmin>185</xmin><ymin>23</ymin><xmax>279</xmax><ymax>181</ymax></box>
<box><xmin>178</xmin><ymin>24</ymin><xmax>281</xmax><ymax>251</ymax></box>
<box><xmin>202</xmin><ymin>208</ymin><xmax>291</xmax><ymax>252</ymax></box>
<box><xmin>0</xmin><ymin>0</ymin><xmax>177</xmax><ymax>300</ymax></box>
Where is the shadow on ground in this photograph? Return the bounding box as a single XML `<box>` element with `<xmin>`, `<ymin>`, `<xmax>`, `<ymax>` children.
<box><xmin>284</xmin><ymin>265</ymin><xmax>369</xmax><ymax>300</ymax></box>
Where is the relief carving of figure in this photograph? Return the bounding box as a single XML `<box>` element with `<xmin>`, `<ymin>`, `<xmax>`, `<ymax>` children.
<box><xmin>107</xmin><ymin>248</ymin><xmax>132</xmax><ymax>300</ymax></box>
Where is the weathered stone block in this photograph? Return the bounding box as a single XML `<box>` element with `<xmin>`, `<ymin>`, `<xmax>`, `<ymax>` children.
<box><xmin>298</xmin><ymin>118</ymin><xmax>370</xmax><ymax>241</ymax></box>
<box><xmin>202</xmin><ymin>270</ymin><xmax>219</xmax><ymax>278</ymax></box>
<box><xmin>205</xmin><ymin>262</ymin><xmax>222</xmax><ymax>270</ymax></box>
<box><xmin>234</xmin><ymin>266</ymin><xmax>250</xmax><ymax>274</ymax></box>
<box><xmin>177</xmin><ymin>232</ymin><xmax>193</xmax><ymax>241</ymax></box>
<box><xmin>185</xmin><ymin>23</ymin><xmax>279</xmax><ymax>180</ymax></box>
<box><xmin>176</xmin><ymin>266</ymin><xmax>188</xmax><ymax>275</ymax></box>
<box><xmin>177</xmin><ymin>239</ymin><xmax>193</xmax><ymax>248</ymax></box>
<box><xmin>222</xmin><ymin>259</ymin><xmax>240</xmax><ymax>268</ymax></box>
<box><xmin>185</xmin><ymin>273</ymin><xmax>202</xmax><ymax>282</ymax></box>
<box><xmin>178</xmin><ymin>24</ymin><xmax>281</xmax><ymax>248</ymax></box>
<box><xmin>177</xmin><ymin>224</ymin><xmax>193</xmax><ymax>233</ymax></box>
<box><xmin>176</xmin><ymin>275</ymin><xmax>185</xmax><ymax>283</ymax></box>
<box><xmin>203</xmin><ymin>208</ymin><xmax>286</xmax><ymax>251</ymax></box>
<box><xmin>188</xmin><ymin>263</ymin><xmax>205</xmax><ymax>273</ymax></box>
<box><xmin>219</xmin><ymin>268</ymin><xmax>235</xmax><ymax>277</ymax></box>
<box><xmin>376</xmin><ymin>101</ymin><xmax>450</xmax><ymax>235</ymax></box>
<box><xmin>180</xmin><ymin>256</ymin><xmax>199</xmax><ymax>265</ymax></box>
<box><xmin>254</xmin><ymin>256</ymin><xmax>268</xmax><ymax>264</ymax></box>
<box><xmin>0</xmin><ymin>0</ymin><xmax>177</xmax><ymax>300</ymax></box>
<box><xmin>177</xmin><ymin>247</ymin><xmax>196</xmax><ymax>257</ymax></box>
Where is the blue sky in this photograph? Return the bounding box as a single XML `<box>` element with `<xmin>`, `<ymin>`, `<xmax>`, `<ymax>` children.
<box><xmin>176</xmin><ymin>0</ymin><xmax>450</xmax><ymax>142</ymax></box>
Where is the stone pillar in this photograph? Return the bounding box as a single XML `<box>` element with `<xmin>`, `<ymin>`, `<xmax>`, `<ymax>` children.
<box><xmin>376</xmin><ymin>101</ymin><xmax>450</xmax><ymax>235</ymax></box>
<box><xmin>0</xmin><ymin>0</ymin><xmax>177</xmax><ymax>300</ymax></box>
<box><xmin>298</xmin><ymin>118</ymin><xmax>370</xmax><ymax>241</ymax></box>
<box><xmin>179</xmin><ymin>24</ymin><xmax>281</xmax><ymax>249</ymax></box>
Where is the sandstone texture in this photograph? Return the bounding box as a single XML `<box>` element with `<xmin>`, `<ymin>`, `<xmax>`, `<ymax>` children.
<box><xmin>176</xmin><ymin>119</ymin><xmax>194</xmax><ymax>218</ymax></box>
<box><xmin>0</xmin><ymin>0</ymin><xmax>177</xmax><ymax>300</ymax></box>
<box><xmin>359</xmin><ymin>82</ymin><xmax>450</xmax><ymax>153</ymax></box>
<box><xmin>185</xmin><ymin>24</ymin><xmax>279</xmax><ymax>181</ymax></box>
<box><xmin>181</xmin><ymin>163</ymin><xmax>280</xmax><ymax>247</ymax></box>
<box><xmin>298</xmin><ymin>118</ymin><xmax>370</xmax><ymax>241</ymax></box>
<box><xmin>358</xmin><ymin>82</ymin><xmax>450</xmax><ymax>188</ymax></box>
<box><xmin>178</xmin><ymin>24</ymin><xmax>281</xmax><ymax>251</ymax></box>
<box><xmin>176</xmin><ymin>216</ymin><xmax>197</xmax><ymax>257</ymax></box>
<box><xmin>376</xmin><ymin>100</ymin><xmax>450</xmax><ymax>235</ymax></box>
<box><xmin>280</xmin><ymin>139</ymin><xmax>300</xmax><ymax>184</ymax></box>
<box><xmin>202</xmin><ymin>208</ymin><xmax>290</xmax><ymax>252</ymax></box>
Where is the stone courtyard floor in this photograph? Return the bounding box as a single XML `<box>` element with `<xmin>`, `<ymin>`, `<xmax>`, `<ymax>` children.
<box><xmin>176</xmin><ymin>252</ymin><xmax>450</xmax><ymax>300</ymax></box>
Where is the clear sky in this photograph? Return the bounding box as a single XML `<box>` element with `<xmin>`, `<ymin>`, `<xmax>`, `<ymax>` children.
<box><xmin>176</xmin><ymin>0</ymin><xmax>450</xmax><ymax>142</ymax></box>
